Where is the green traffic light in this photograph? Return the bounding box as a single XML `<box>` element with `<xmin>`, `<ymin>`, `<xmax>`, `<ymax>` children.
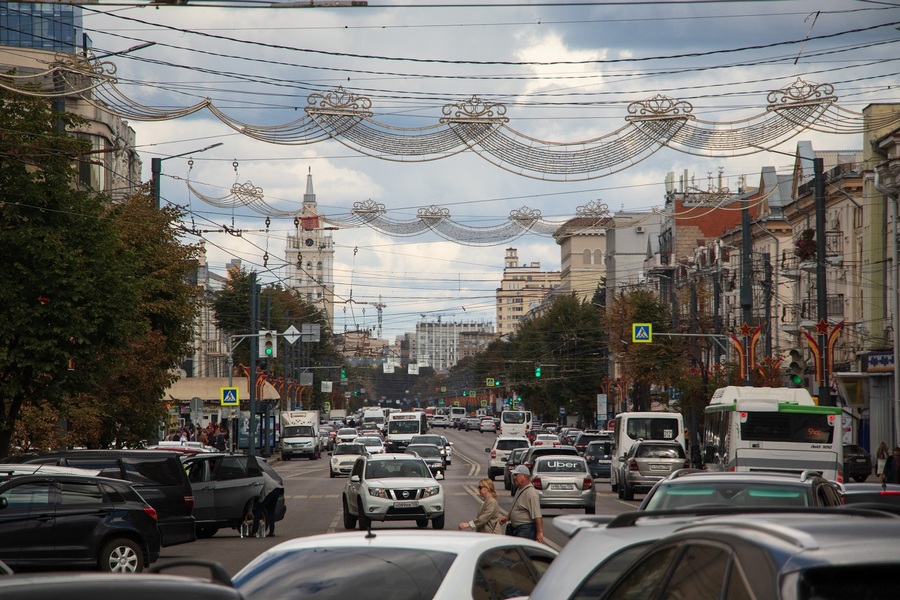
<box><xmin>535</xmin><ymin>366</ymin><xmax>541</xmax><ymax>377</ymax></box>
<box><xmin>265</xmin><ymin>346</ymin><xmax>273</xmax><ymax>356</ymax></box>
<box><xmin>789</xmin><ymin>373</ymin><xmax>803</xmax><ymax>386</ymax></box>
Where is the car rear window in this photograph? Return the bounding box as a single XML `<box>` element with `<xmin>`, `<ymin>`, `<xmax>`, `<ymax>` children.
<box><xmin>233</xmin><ymin>547</ymin><xmax>456</xmax><ymax>600</ymax></box>
<box><xmin>122</xmin><ymin>456</ymin><xmax>191</xmax><ymax>486</ymax></box>
<box><xmin>646</xmin><ymin>483</ymin><xmax>810</xmax><ymax>510</ymax></box>
<box><xmin>537</xmin><ymin>458</ymin><xmax>586</xmax><ymax>473</ymax></box>
<box><xmin>497</xmin><ymin>440</ymin><xmax>530</xmax><ymax>451</ymax></box>
<box><xmin>637</xmin><ymin>444</ymin><xmax>685</xmax><ymax>459</ymax></box>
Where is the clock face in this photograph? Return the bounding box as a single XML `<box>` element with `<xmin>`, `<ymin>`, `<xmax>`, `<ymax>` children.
<box><xmin>305</xmin><ymin>238</ymin><xmax>314</xmax><ymax>247</ymax></box>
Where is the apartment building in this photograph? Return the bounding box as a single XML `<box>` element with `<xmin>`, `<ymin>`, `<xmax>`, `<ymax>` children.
<box><xmin>495</xmin><ymin>248</ymin><xmax>561</xmax><ymax>337</ymax></box>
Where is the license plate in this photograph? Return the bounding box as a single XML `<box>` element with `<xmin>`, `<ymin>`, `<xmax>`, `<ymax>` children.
<box><xmin>649</xmin><ymin>464</ymin><xmax>670</xmax><ymax>471</ymax></box>
<box><xmin>548</xmin><ymin>483</ymin><xmax>573</xmax><ymax>491</ymax></box>
<box><xmin>394</xmin><ymin>501</ymin><xmax>419</xmax><ymax>508</ymax></box>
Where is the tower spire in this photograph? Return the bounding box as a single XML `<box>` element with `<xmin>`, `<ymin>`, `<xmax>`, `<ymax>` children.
<box><xmin>303</xmin><ymin>167</ymin><xmax>316</xmax><ymax>207</ymax></box>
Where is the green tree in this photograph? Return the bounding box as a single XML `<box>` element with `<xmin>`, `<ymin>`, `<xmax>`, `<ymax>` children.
<box><xmin>0</xmin><ymin>88</ymin><xmax>141</xmax><ymax>457</ymax></box>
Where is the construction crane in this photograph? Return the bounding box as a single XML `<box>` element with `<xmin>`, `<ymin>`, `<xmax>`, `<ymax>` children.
<box><xmin>373</xmin><ymin>295</ymin><xmax>386</xmax><ymax>339</ymax></box>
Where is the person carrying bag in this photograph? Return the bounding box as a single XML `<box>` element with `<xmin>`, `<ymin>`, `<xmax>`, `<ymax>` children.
<box><xmin>499</xmin><ymin>465</ymin><xmax>545</xmax><ymax>544</ymax></box>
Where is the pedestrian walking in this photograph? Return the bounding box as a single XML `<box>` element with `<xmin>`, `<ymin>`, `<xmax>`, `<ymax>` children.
<box><xmin>459</xmin><ymin>478</ymin><xmax>501</xmax><ymax>534</ymax></box>
<box><xmin>876</xmin><ymin>442</ymin><xmax>889</xmax><ymax>477</ymax></box>
<box><xmin>254</xmin><ymin>466</ymin><xmax>284</xmax><ymax>537</ymax></box>
<box><xmin>881</xmin><ymin>446</ymin><xmax>900</xmax><ymax>485</ymax></box>
<box><xmin>499</xmin><ymin>465</ymin><xmax>544</xmax><ymax>544</ymax></box>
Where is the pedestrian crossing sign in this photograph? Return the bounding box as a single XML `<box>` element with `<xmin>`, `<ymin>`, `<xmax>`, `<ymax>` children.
<box><xmin>632</xmin><ymin>323</ymin><xmax>652</xmax><ymax>343</ymax></box>
<box><xmin>220</xmin><ymin>386</ymin><xmax>239</xmax><ymax>406</ymax></box>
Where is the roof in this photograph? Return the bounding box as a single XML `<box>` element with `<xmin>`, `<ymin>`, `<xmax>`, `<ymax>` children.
<box><xmin>164</xmin><ymin>376</ymin><xmax>280</xmax><ymax>402</ymax></box>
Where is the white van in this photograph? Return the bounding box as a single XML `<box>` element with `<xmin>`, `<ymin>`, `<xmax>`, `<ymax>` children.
<box><xmin>609</xmin><ymin>411</ymin><xmax>685</xmax><ymax>497</ymax></box>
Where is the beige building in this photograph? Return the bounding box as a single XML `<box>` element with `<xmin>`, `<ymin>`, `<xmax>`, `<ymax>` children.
<box><xmin>495</xmin><ymin>248</ymin><xmax>561</xmax><ymax>336</ymax></box>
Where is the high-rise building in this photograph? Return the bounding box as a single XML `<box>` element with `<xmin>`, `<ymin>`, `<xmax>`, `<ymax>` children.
<box><xmin>495</xmin><ymin>248</ymin><xmax>561</xmax><ymax>337</ymax></box>
<box><xmin>1</xmin><ymin>2</ymin><xmax>81</xmax><ymax>52</ymax></box>
<box><xmin>284</xmin><ymin>170</ymin><xmax>335</xmax><ymax>329</ymax></box>
<box><xmin>414</xmin><ymin>320</ymin><xmax>494</xmax><ymax>373</ymax></box>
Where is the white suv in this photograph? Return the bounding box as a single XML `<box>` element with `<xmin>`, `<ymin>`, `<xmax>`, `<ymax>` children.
<box><xmin>342</xmin><ymin>454</ymin><xmax>445</xmax><ymax>530</ymax></box>
<box><xmin>485</xmin><ymin>436</ymin><xmax>531</xmax><ymax>480</ymax></box>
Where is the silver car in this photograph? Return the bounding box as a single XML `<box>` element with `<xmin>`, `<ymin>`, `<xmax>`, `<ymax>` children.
<box><xmin>619</xmin><ymin>440</ymin><xmax>689</xmax><ymax>500</ymax></box>
<box><xmin>531</xmin><ymin>455</ymin><xmax>596</xmax><ymax>514</ymax></box>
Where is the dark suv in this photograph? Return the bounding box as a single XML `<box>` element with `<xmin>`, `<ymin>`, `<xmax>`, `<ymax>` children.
<box><xmin>0</xmin><ymin>469</ymin><xmax>161</xmax><ymax>572</ymax></box>
<box><xmin>182</xmin><ymin>453</ymin><xmax>286</xmax><ymax>538</ymax></box>
<box><xmin>3</xmin><ymin>450</ymin><xmax>196</xmax><ymax>547</ymax></box>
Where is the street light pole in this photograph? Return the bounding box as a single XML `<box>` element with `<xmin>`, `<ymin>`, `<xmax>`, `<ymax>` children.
<box><xmin>151</xmin><ymin>142</ymin><xmax>223</xmax><ymax>209</ymax></box>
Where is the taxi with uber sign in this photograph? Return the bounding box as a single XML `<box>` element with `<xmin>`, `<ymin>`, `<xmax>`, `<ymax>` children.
<box><xmin>530</xmin><ymin>455</ymin><xmax>596</xmax><ymax>514</ymax></box>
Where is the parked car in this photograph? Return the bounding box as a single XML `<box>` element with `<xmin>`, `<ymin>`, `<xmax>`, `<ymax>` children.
<box><xmin>584</xmin><ymin>439</ymin><xmax>614</xmax><ymax>479</ymax></box>
<box><xmin>531</xmin><ymin>455</ymin><xmax>596</xmax><ymax>514</ymax></box>
<box><xmin>405</xmin><ymin>443</ymin><xmax>446</xmax><ymax>475</ymax></box>
<box><xmin>2</xmin><ymin>450</ymin><xmax>196</xmax><ymax>547</ymax></box>
<box><xmin>182</xmin><ymin>453</ymin><xmax>286</xmax><ymax>538</ymax></box>
<box><xmin>618</xmin><ymin>440</ymin><xmax>690</xmax><ymax>500</ymax></box>
<box><xmin>342</xmin><ymin>454</ymin><xmax>446</xmax><ymax>529</ymax></box>
<box><xmin>639</xmin><ymin>470</ymin><xmax>844</xmax><ymax>511</ymax></box>
<box><xmin>232</xmin><ymin>530</ymin><xmax>557</xmax><ymax>600</ymax></box>
<box><xmin>329</xmin><ymin>443</ymin><xmax>369</xmax><ymax>478</ymax></box>
<box><xmin>504</xmin><ymin>447</ymin><xmax>530</xmax><ymax>493</ymax></box>
<box><xmin>0</xmin><ymin>471</ymin><xmax>161</xmax><ymax>572</ymax></box>
<box><xmin>598</xmin><ymin>511</ymin><xmax>900</xmax><ymax>599</ymax></box>
<box><xmin>486</xmin><ymin>436</ymin><xmax>532</xmax><ymax>480</ymax></box>
<box><xmin>843</xmin><ymin>444</ymin><xmax>873</xmax><ymax>482</ymax></box>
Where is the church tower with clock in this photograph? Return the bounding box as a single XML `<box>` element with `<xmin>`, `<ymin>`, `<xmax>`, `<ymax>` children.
<box><xmin>285</xmin><ymin>169</ymin><xmax>335</xmax><ymax>330</ymax></box>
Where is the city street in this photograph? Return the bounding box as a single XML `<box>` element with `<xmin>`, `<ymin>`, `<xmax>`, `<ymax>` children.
<box><xmin>158</xmin><ymin>427</ymin><xmax>638</xmax><ymax>575</ymax></box>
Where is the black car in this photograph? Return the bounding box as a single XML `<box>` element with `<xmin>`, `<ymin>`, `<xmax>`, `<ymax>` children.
<box><xmin>841</xmin><ymin>482</ymin><xmax>900</xmax><ymax>509</ymax></box>
<box><xmin>405</xmin><ymin>444</ymin><xmax>446</xmax><ymax>475</ymax></box>
<box><xmin>2</xmin><ymin>450</ymin><xmax>196</xmax><ymax>547</ymax></box>
<box><xmin>843</xmin><ymin>444</ymin><xmax>873</xmax><ymax>482</ymax></box>
<box><xmin>182</xmin><ymin>453</ymin><xmax>286</xmax><ymax>538</ymax></box>
<box><xmin>0</xmin><ymin>470</ymin><xmax>161</xmax><ymax>572</ymax></box>
<box><xmin>584</xmin><ymin>439</ymin><xmax>613</xmax><ymax>479</ymax></box>
<box><xmin>572</xmin><ymin>432</ymin><xmax>613</xmax><ymax>455</ymax></box>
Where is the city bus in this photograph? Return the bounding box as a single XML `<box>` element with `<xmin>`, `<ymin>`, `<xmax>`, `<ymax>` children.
<box><xmin>610</xmin><ymin>411</ymin><xmax>685</xmax><ymax>494</ymax></box>
<box><xmin>499</xmin><ymin>410</ymin><xmax>533</xmax><ymax>438</ymax></box>
<box><xmin>702</xmin><ymin>386</ymin><xmax>843</xmax><ymax>482</ymax></box>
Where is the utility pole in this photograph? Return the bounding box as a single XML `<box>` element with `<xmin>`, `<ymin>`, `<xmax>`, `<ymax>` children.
<box><xmin>814</xmin><ymin>158</ymin><xmax>832</xmax><ymax>407</ymax></box>
<box><xmin>248</xmin><ymin>272</ymin><xmax>258</xmax><ymax>456</ymax></box>
<box><xmin>740</xmin><ymin>197</ymin><xmax>753</xmax><ymax>385</ymax></box>
<box><xmin>151</xmin><ymin>142</ymin><xmax>222</xmax><ymax>209</ymax></box>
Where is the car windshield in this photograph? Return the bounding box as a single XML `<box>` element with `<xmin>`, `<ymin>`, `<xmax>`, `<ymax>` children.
<box><xmin>389</xmin><ymin>421</ymin><xmax>421</xmax><ymax>435</ymax></box>
<box><xmin>586</xmin><ymin>442</ymin><xmax>612</xmax><ymax>456</ymax></box>
<box><xmin>283</xmin><ymin>426</ymin><xmax>315</xmax><ymax>437</ymax></box>
<box><xmin>366</xmin><ymin>460</ymin><xmax>430</xmax><ymax>479</ymax></box>
<box><xmin>645</xmin><ymin>482</ymin><xmax>810</xmax><ymax>510</ymax></box>
<box><xmin>338</xmin><ymin>429</ymin><xmax>357</xmax><ymax>436</ymax></box>
<box><xmin>334</xmin><ymin>445</ymin><xmax>366</xmax><ymax>455</ymax></box>
<box><xmin>233</xmin><ymin>547</ymin><xmax>456</xmax><ymax>600</ymax></box>
<box><xmin>411</xmin><ymin>436</ymin><xmax>443</xmax><ymax>446</ymax></box>
<box><xmin>407</xmin><ymin>446</ymin><xmax>441</xmax><ymax>459</ymax></box>
<box><xmin>358</xmin><ymin>438</ymin><xmax>381</xmax><ymax>447</ymax></box>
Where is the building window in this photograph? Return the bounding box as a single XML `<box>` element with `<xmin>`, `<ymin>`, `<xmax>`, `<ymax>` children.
<box><xmin>594</xmin><ymin>249</ymin><xmax>603</xmax><ymax>264</ymax></box>
<box><xmin>583</xmin><ymin>249</ymin><xmax>592</xmax><ymax>264</ymax></box>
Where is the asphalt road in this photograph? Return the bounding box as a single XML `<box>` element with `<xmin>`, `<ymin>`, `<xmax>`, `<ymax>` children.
<box><xmin>157</xmin><ymin>426</ymin><xmax>640</xmax><ymax>576</ymax></box>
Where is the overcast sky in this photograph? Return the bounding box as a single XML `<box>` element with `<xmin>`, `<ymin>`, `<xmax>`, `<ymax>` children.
<box><xmin>76</xmin><ymin>0</ymin><xmax>900</xmax><ymax>340</ymax></box>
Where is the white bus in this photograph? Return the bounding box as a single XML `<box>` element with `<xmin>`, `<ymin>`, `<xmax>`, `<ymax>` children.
<box><xmin>499</xmin><ymin>410</ymin><xmax>532</xmax><ymax>438</ymax></box>
<box><xmin>449</xmin><ymin>406</ymin><xmax>467</xmax><ymax>426</ymax></box>
<box><xmin>610</xmin><ymin>411</ymin><xmax>685</xmax><ymax>495</ymax></box>
<box><xmin>702</xmin><ymin>386</ymin><xmax>843</xmax><ymax>482</ymax></box>
<box><xmin>385</xmin><ymin>411</ymin><xmax>428</xmax><ymax>452</ymax></box>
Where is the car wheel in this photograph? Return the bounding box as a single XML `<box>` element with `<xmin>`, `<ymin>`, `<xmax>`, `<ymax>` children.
<box><xmin>853</xmin><ymin>475</ymin><xmax>867</xmax><ymax>482</ymax></box>
<box><xmin>342</xmin><ymin>497</ymin><xmax>357</xmax><ymax>529</ymax></box>
<box><xmin>504</xmin><ymin>477</ymin><xmax>510</xmax><ymax>491</ymax></box>
<box><xmin>432</xmin><ymin>514</ymin><xmax>445</xmax><ymax>529</ymax></box>
<box><xmin>282</xmin><ymin>454</ymin><xmax>291</xmax><ymax>461</ymax></box>
<box><xmin>196</xmin><ymin>525</ymin><xmax>219</xmax><ymax>538</ymax></box>
<box><xmin>309</xmin><ymin>453</ymin><xmax>316</xmax><ymax>460</ymax></box>
<box><xmin>617</xmin><ymin>483</ymin><xmax>624</xmax><ymax>499</ymax></box>
<box><xmin>100</xmin><ymin>538</ymin><xmax>143</xmax><ymax>573</ymax></box>
<box><xmin>330</xmin><ymin>469</ymin><xmax>336</xmax><ymax>478</ymax></box>
<box><xmin>585</xmin><ymin>504</ymin><xmax>596</xmax><ymax>515</ymax></box>
<box><xmin>358</xmin><ymin>503</ymin><xmax>372</xmax><ymax>530</ymax></box>
<box><xmin>416</xmin><ymin>518</ymin><xmax>428</xmax><ymax>528</ymax></box>
<box><xmin>623</xmin><ymin>483</ymin><xmax>635</xmax><ymax>501</ymax></box>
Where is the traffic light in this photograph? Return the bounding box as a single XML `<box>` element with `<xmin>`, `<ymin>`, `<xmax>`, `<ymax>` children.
<box><xmin>260</xmin><ymin>330</ymin><xmax>277</xmax><ymax>358</ymax></box>
<box><xmin>535</xmin><ymin>363</ymin><xmax>542</xmax><ymax>378</ymax></box>
<box><xmin>340</xmin><ymin>367</ymin><xmax>347</xmax><ymax>380</ymax></box>
<box><xmin>787</xmin><ymin>349</ymin><xmax>806</xmax><ymax>387</ymax></box>
<box><xmin>462</xmin><ymin>391</ymin><xmax>467</xmax><ymax>397</ymax></box>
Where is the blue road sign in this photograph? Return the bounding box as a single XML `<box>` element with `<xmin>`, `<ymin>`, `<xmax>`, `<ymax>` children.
<box><xmin>221</xmin><ymin>386</ymin><xmax>239</xmax><ymax>406</ymax></box>
<box><xmin>632</xmin><ymin>323</ymin><xmax>652</xmax><ymax>343</ymax></box>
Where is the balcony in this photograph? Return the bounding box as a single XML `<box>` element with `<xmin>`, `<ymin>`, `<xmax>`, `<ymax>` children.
<box><xmin>781</xmin><ymin>295</ymin><xmax>845</xmax><ymax>332</ymax></box>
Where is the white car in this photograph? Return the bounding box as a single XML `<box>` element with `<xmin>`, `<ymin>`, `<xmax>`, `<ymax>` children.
<box><xmin>355</xmin><ymin>436</ymin><xmax>386</xmax><ymax>455</ymax></box>
<box><xmin>342</xmin><ymin>454</ymin><xmax>445</xmax><ymax>529</ymax></box>
<box><xmin>486</xmin><ymin>436</ymin><xmax>532</xmax><ymax>480</ymax></box>
<box><xmin>329</xmin><ymin>443</ymin><xmax>368</xmax><ymax>478</ymax></box>
<box><xmin>336</xmin><ymin>427</ymin><xmax>359</xmax><ymax>443</ymax></box>
<box><xmin>533</xmin><ymin>434</ymin><xmax>561</xmax><ymax>447</ymax></box>
<box><xmin>232</xmin><ymin>530</ymin><xmax>557</xmax><ymax>600</ymax></box>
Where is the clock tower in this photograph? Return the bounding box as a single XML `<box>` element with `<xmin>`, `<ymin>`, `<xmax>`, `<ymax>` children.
<box><xmin>285</xmin><ymin>169</ymin><xmax>335</xmax><ymax>330</ymax></box>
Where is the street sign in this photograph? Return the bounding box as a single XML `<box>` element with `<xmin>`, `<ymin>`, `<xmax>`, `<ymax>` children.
<box><xmin>324</xmin><ymin>402</ymin><xmax>331</xmax><ymax>411</ymax></box>
<box><xmin>632</xmin><ymin>323</ymin><xmax>653</xmax><ymax>343</ymax></box>
<box><xmin>453</xmin><ymin>401</ymin><xmax>460</xmax><ymax>406</ymax></box>
<box><xmin>481</xmin><ymin>400</ymin><xmax>488</xmax><ymax>407</ymax></box>
<box><xmin>220</xmin><ymin>387</ymin><xmax>239</xmax><ymax>406</ymax></box>
<box><xmin>486</xmin><ymin>378</ymin><xmax>495</xmax><ymax>387</ymax></box>
<box><xmin>408</xmin><ymin>363</ymin><xmax>419</xmax><ymax>375</ymax></box>
<box><xmin>321</xmin><ymin>381</ymin><xmax>333</xmax><ymax>392</ymax></box>
<box><xmin>440</xmin><ymin>386</ymin><xmax>447</xmax><ymax>393</ymax></box>
<box><xmin>470</xmin><ymin>391</ymin><xmax>477</xmax><ymax>398</ymax></box>
<box><xmin>283</xmin><ymin>324</ymin><xmax>300</xmax><ymax>345</ymax></box>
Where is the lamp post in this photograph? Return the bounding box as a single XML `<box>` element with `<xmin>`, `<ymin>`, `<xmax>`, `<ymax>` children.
<box><xmin>151</xmin><ymin>142</ymin><xmax>223</xmax><ymax>209</ymax></box>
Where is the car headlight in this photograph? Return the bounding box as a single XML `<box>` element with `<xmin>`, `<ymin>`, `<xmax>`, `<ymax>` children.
<box><xmin>422</xmin><ymin>486</ymin><xmax>441</xmax><ymax>498</ymax></box>
<box><xmin>367</xmin><ymin>487</ymin><xmax>390</xmax><ymax>499</ymax></box>
<box><xmin>331</xmin><ymin>457</ymin><xmax>339</xmax><ymax>466</ymax></box>
<box><xmin>439</xmin><ymin>449</ymin><xmax>446</xmax><ymax>456</ymax></box>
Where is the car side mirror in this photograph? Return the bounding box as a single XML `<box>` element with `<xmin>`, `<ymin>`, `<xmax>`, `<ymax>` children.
<box><xmin>435</xmin><ymin>472</ymin><xmax>444</xmax><ymax>480</ymax></box>
<box><xmin>618</xmin><ymin>456</ymin><xmax>626</xmax><ymax>462</ymax></box>
<box><xmin>350</xmin><ymin>475</ymin><xmax>360</xmax><ymax>482</ymax></box>
<box><xmin>485</xmin><ymin>448</ymin><xmax>491</xmax><ymax>453</ymax></box>
<box><xmin>0</xmin><ymin>497</ymin><xmax>6</xmax><ymax>509</ymax></box>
